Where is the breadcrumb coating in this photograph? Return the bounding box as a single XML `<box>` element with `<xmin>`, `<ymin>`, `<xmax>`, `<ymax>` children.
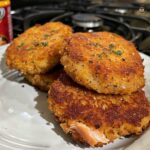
<box><xmin>6</xmin><ymin>22</ymin><xmax>72</xmax><ymax>74</ymax></box>
<box><xmin>61</xmin><ymin>32</ymin><xmax>144</xmax><ymax>94</ymax></box>
<box><xmin>48</xmin><ymin>73</ymin><xmax>150</xmax><ymax>147</ymax></box>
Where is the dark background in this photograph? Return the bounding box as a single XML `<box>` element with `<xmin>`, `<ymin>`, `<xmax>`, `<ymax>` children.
<box><xmin>11</xmin><ymin>0</ymin><xmax>71</xmax><ymax>9</ymax></box>
<box><xmin>11</xmin><ymin>0</ymin><xmax>149</xmax><ymax>10</ymax></box>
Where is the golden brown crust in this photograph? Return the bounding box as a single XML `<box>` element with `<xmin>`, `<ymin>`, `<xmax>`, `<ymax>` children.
<box><xmin>48</xmin><ymin>73</ymin><xmax>150</xmax><ymax>146</ymax></box>
<box><xmin>25</xmin><ymin>66</ymin><xmax>62</xmax><ymax>91</ymax></box>
<box><xmin>6</xmin><ymin>22</ymin><xmax>72</xmax><ymax>74</ymax></box>
<box><xmin>61</xmin><ymin>32</ymin><xmax>145</xmax><ymax>94</ymax></box>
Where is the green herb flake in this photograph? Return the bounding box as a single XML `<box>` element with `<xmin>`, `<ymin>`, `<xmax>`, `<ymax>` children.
<box><xmin>113</xmin><ymin>50</ymin><xmax>123</xmax><ymax>56</ymax></box>
<box><xmin>43</xmin><ymin>34</ymin><xmax>49</xmax><ymax>38</ymax></box>
<box><xmin>41</xmin><ymin>41</ymin><xmax>48</xmax><ymax>47</ymax></box>
<box><xmin>17</xmin><ymin>42</ymin><xmax>24</xmax><ymax>49</ymax></box>
<box><xmin>109</xmin><ymin>43</ymin><xmax>115</xmax><ymax>50</ymax></box>
<box><xmin>26</xmin><ymin>47</ymin><xmax>33</xmax><ymax>50</ymax></box>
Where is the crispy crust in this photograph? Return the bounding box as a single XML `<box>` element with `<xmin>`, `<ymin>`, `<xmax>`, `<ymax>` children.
<box><xmin>25</xmin><ymin>66</ymin><xmax>62</xmax><ymax>91</ymax></box>
<box><xmin>6</xmin><ymin>22</ymin><xmax>72</xmax><ymax>74</ymax></box>
<box><xmin>48</xmin><ymin>73</ymin><xmax>150</xmax><ymax>147</ymax></box>
<box><xmin>61</xmin><ymin>32</ymin><xmax>144</xmax><ymax>94</ymax></box>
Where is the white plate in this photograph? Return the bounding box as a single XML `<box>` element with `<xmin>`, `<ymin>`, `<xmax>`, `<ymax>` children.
<box><xmin>0</xmin><ymin>45</ymin><xmax>150</xmax><ymax>150</ymax></box>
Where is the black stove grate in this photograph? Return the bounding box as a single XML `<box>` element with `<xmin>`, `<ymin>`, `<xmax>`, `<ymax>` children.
<box><xmin>11</xmin><ymin>1</ymin><xmax>150</xmax><ymax>55</ymax></box>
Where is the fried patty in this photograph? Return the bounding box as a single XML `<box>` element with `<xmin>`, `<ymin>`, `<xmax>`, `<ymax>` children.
<box><xmin>48</xmin><ymin>73</ymin><xmax>150</xmax><ymax>147</ymax></box>
<box><xmin>25</xmin><ymin>66</ymin><xmax>62</xmax><ymax>91</ymax></box>
<box><xmin>6</xmin><ymin>22</ymin><xmax>72</xmax><ymax>74</ymax></box>
<box><xmin>61</xmin><ymin>32</ymin><xmax>144</xmax><ymax>94</ymax></box>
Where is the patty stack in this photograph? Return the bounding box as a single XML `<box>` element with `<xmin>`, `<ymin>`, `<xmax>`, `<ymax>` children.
<box><xmin>48</xmin><ymin>32</ymin><xmax>150</xmax><ymax>147</ymax></box>
<box><xmin>6</xmin><ymin>22</ymin><xmax>150</xmax><ymax>147</ymax></box>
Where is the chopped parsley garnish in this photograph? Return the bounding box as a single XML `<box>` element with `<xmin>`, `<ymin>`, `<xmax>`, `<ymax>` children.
<box><xmin>41</xmin><ymin>41</ymin><xmax>48</xmax><ymax>47</ymax></box>
<box><xmin>43</xmin><ymin>34</ymin><xmax>49</xmax><ymax>38</ymax></box>
<box><xmin>26</xmin><ymin>47</ymin><xmax>33</xmax><ymax>50</ymax></box>
<box><xmin>109</xmin><ymin>43</ymin><xmax>115</xmax><ymax>49</ymax></box>
<box><xmin>33</xmin><ymin>41</ymin><xmax>48</xmax><ymax>47</ymax></box>
<box><xmin>113</xmin><ymin>50</ymin><xmax>123</xmax><ymax>56</ymax></box>
<box><xmin>109</xmin><ymin>43</ymin><xmax>123</xmax><ymax>56</ymax></box>
<box><xmin>17</xmin><ymin>42</ymin><xmax>24</xmax><ymax>49</ymax></box>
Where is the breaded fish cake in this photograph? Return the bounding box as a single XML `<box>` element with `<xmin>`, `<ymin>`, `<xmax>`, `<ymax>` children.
<box><xmin>25</xmin><ymin>66</ymin><xmax>62</xmax><ymax>91</ymax></box>
<box><xmin>48</xmin><ymin>73</ymin><xmax>150</xmax><ymax>147</ymax></box>
<box><xmin>6</xmin><ymin>22</ymin><xmax>72</xmax><ymax>74</ymax></box>
<box><xmin>61</xmin><ymin>32</ymin><xmax>144</xmax><ymax>94</ymax></box>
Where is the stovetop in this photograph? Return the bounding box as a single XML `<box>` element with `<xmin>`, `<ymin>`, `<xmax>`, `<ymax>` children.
<box><xmin>11</xmin><ymin>1</ymin><xmax>150</xmax><ymax>55</ymax></box>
